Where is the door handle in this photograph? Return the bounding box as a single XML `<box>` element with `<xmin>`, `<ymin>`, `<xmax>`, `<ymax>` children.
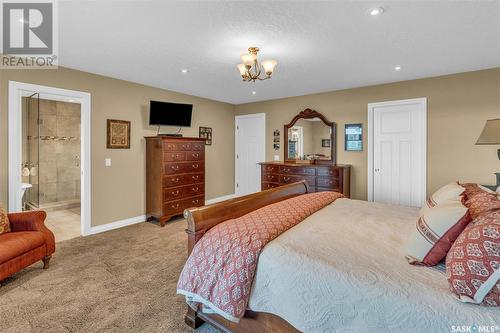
<box><xmin>374</xmin><ymin>168</ymin><xmax>380</xmax><ymax>172</ymax></box>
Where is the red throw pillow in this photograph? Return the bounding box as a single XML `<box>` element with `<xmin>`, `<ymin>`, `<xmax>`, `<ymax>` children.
<box><xmin>465</xmin><ymin>192</ymin><xmax>500</xmax><ymax>220</ymax></box>
<box><xmin>446</xmin><ymin>211</ymin><xmax>500</xmax><ymax>306</ymax></box>
<box><xmin>0</xmin><ymin>206</ymin><xmax>10</xmax><ymax>235</ymax></box>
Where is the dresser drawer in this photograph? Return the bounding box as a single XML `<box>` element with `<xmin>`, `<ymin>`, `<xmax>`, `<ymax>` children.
<box><xmin>164</xmin><ymin>161</ymin><xmax>204</xmax><ymax>175</ymax></box>
<box><xmin>192</xmin><ymin>142</ymin><xmax>205</xmax><ymax>151</ymax></box>
<box><xmin>262</xmin><ymin>182</ymin><xmax>280</xmax><ymax>190</ymax></box>
<box><xmin>164</xmin><ymin>184</ymin><xmax>204</xmax><ymax>201</ymax></box>
<box><xmin>262</xmin><ymin>172</ymin><xmax>279</xmax><ymax>183</ymax></box>
<box><xmin>280</xmin><ymin>166</ymin><xmax>316</xmax><ymax>176</ymax></box>
<box><xmin>163</xmin><ymin>173</ymin><xmax>204</xmax><ymax>187</ymax></box>
<box><xmin>317</xmin><ymin>167</ymin><xmax>339</xmax><ymax>177</ymax></box>
<box><xmin>185</xmin><ymin>151</ymin><xmax>204</xmax><ymax>161</ymax></box>
<box><xmin>163</xmin><ymin>195</ymin><xmax>204</xmax><ymax>216</ymax></box>
<box><xmin>163</xmin><ymin>142</ymin><xmax>193</xmax><ymax>151</ymax></box>
<box><xmin>163</xmin><ymin>152</ymin><xmax>186</xmax><ymax>162</ymax></box>
<box><xmin>279</xmin><ymin>175</ymin><xmax>315</xmax><ymax>187</ymax></box>
<box><xmin>262</xmin><ymin>164</ymin><xmax>279</xmax><ymax>173</ymax></box>
<box><xmin>317</xmin><ymin>177</ymin><xmax>339</xmax><ymax>188</ymax></box>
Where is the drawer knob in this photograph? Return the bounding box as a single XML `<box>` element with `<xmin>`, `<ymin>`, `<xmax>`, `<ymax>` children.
<box><xmin>284</xmin><ymin>168</ymin><xmax>290</xmax><ymax>172</ymax></box>
<box><xmin>283</xmin><ymin>177</ymin><xmax>290</xmax><ymax>182</ymax></box>
<box><xmin>171</xmin><ymin>204</ymin><xmax>180</xmax><ymax>209</ymax></box>
<box><xmin>172</xmin><ymin>178</ymin><xmax>180</xmax><ymax>182</ymax></box>
<box><xmin>171</xmin><ymin>166</ymin><xmax>179</xmax><ymax>170</ymax></box>
<box><xmin>192</xmin><ymin>175</ymin><xmax>199</xmax><ymax>180</ymax></box>
<box><xmin>192</xmin><ymin>187</ymin><xmax>199</xmax><ymax>192</ymax></box>
<box><xmin>192</xmin><ymin>199</ymin><xmax>199</xmax><ymax>204</ymax></box>
<box><xmin>193</xmin><ymin>153</ymin><xmax>199</xmax><ymax>158</ymax></box>
<box><xmin>192</xmin><ymin>164</ymin><xmax>198</xmax><ymax>168</ymax></box>
<box><xmin>172</xmin><ymin>190</ymin><xmax>179</xmax><ymax>196</ymax></box>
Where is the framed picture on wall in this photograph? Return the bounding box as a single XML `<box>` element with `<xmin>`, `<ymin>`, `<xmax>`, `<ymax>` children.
<box><xmin>199</xmin><ymin>126</ymin><xmax>212</xmax><ymax>145</ymax></box>
<box><xmin>107</xmin><ymin>119</ymin><xmax>131</xmax><ymax>149</ymax></box>
<box><xmin>345</xmin><ymin>123</ymin><xmax>362</xmax><ymax>151</ymax></box>
<box><xmin>321</xmin><ymin>139</ymin><xmax>331</xmax><ymax>147</ymax></box>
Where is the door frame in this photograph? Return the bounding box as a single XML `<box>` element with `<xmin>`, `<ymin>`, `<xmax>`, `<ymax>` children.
<box><xmin>8</xmin><ymin>81</ymin><xmax>92</xmax><ymax>236</ymax></box>
<box><xmin>234</xmin><ymin>113</ymin><xmax>266</xmax><ymax>196</ymax></box>
<box><xmin>367</xmin><ymin>97</ymin><xmax>427</xmax><ymax>204</ymax></box>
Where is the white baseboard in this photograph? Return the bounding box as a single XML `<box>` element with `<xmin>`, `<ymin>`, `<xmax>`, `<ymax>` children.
<box><xmin>87</xmin><ymin>214</ymin><xmax>146</xmax><ymax>235</ymax></box>
<box><xmin>205</xmin><ymin>193</ymin><xmax>236</xmax><ymax>205</ymax></box>
<box><xmin>84</xmin><ymin>194</ymin><xmax>236</xmax><ymax>236</ymax></box>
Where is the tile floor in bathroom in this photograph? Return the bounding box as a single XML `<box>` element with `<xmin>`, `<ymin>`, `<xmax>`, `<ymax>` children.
<box><xmin>45</xmin><ymin>208</ymin><xmax>81</xmax><ymax>242</ymax></box>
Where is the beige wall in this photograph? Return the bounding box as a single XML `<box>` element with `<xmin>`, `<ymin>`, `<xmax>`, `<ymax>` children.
<box><xmin>235</xmin><ymin>68</ymin><xmax>500</xmax><ymax>200</ymax></box>
<box><xmin>0</xmin><ymin>67</ymin><xmax>235</xmax><ymax>227</ymax></box>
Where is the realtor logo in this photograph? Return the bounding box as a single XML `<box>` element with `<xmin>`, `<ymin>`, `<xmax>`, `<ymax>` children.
<box><xmin>1</xmin><ymin>0</ymin><xmax>58</xmax><ymax>68</ymax></box>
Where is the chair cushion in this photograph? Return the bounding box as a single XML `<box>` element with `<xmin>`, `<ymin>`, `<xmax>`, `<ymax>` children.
<box><xmin>0</xmin><ymin>206</ymin><xmax>10</xmax><ymax>235</ymax></box>
<box><xmin>0</xmin><ymin>231</ymin><xmax>45</xmax><ymax>263</ymax></box>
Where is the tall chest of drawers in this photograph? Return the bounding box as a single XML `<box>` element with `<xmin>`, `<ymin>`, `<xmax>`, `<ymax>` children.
<box><xmin>145</xmin><ymin>136</ymin><xmax>206</xmax><ymax>226</ymax></box>
<box><xmin>259</xmin><ymin>162</ymin><xmax>351</xmax><ymax>198</ymax></box>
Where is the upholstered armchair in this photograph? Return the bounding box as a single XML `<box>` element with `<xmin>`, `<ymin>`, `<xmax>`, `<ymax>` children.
<box><xmin>0</xmin><ymin>210</ymin><xmax>55</xmax><ymax>281</ymax></box>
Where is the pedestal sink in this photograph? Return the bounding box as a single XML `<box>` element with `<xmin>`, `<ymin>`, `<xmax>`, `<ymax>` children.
<box><xmin>21</xmin><ymin>183</ymin><xmax>32</xmax><ymax>201</ymax></box>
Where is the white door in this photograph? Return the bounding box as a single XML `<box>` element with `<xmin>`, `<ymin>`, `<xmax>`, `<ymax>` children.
<box><xmin>368</xmin><ymin>98</ymin><xmax>426</xmax><ymax>207</ymax></box>
<box><xmin>235</xmin><ymin>114</ymin><xmax>266</xmax><ymax>196</ymax></box>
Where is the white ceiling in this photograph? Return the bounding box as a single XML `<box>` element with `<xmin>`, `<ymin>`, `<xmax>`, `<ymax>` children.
<box><xmin>59</xmin><ymin>1</ymin><xmax>500</xmax><ymax>104</ymax></box>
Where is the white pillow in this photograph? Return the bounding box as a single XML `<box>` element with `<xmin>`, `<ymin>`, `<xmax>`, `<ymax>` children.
<box><xmin>420</xmin><ymin>182</ymin><xmax>465</xmax><ymax>216</ymax></box>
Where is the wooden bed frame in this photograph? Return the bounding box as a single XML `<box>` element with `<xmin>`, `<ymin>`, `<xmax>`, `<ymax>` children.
<box><xmin>182</xmin><ymin>181</ymin><xmax>310</xmax><ymax>333</ymax></box>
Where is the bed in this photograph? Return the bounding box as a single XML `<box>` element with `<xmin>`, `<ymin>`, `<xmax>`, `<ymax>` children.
<box><xmin>180</xmin><ymin>182</ymin><xmax>499</xmax><ymax>333</ymax></box>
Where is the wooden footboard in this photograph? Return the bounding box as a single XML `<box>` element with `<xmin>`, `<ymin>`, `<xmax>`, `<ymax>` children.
<box><xmin>182</xmin><ymin>181</ymin><xmax>309</xmax><ymax>333</ymax></box>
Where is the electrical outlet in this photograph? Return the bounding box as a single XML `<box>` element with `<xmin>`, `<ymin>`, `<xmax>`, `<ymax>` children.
<box><xmin>273</xmin><ymin>155</ymin><xmax>280</xmax><ymax>161</ymax></box>
<box><xmin>105</xmin><ymin>158</ymin><xmax>111</xmax><ymax>167</ymax></box>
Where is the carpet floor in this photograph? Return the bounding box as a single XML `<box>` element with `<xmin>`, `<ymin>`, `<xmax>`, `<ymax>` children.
<box><xmin>0</xmin><ymin>218</ymin><xmax>216</xmax><ymax>333</ymax></box>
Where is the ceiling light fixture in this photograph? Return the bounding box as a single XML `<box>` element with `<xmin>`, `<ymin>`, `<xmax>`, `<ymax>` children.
<box><xmin>370</xmin><ymin>7</ymin><xmax>384</xmax><ymax>16</ymax></box>
<box><xmin>394</xmin><ymin>65</ymin><xmax>402</xmax><ymax>71</ymax></box>
<box><xmin>181</xmin><ymin>69</ymin><xmax>188</xmax><ymax>73</ymax></box>
<box><xmin>252</xmin><ymin>91</ymin><xmax>256</xmax><ymax>95</ymax></box>
<box><xmin>237</xmin><ymin>47</ymin><xmax>277</xmax><ymax>82</ymax></box>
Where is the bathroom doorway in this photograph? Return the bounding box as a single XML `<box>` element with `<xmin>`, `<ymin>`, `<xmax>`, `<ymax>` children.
<box><xmin>22</xmin><ymin>94</ymin><xmax>82</xmax><ymax>241</ymax></box>
<box><xmin>8</xmin><ymin>81</ymin><xmax>91</xmax><ymax>238</ymax></box>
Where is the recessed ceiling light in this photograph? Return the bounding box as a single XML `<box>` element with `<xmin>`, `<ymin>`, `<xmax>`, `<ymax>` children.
<box><xmin>180</xmin><ymin>69</ymin><xmax>188</xmax><ymax>73</ymax></box>
<box><xmin>19</xmin><ymin>18</ymin><xmax>24</xmax><ymax>23</ymax></box>
<box><xmin>394</xmin><ymin>65</ymin><xmax>402</xmax><ymax>71</ymax></box>
<box><xmin>369</xmin><ymin>7</ymin><xmax>384</xmax><ymax>16</ymax></box>
<box><xmin>252</xmin><ymin>91</ymin><xmax>256</xmax><ymax>95</ymax></box>
<box><xmin>68</xmin><ymin>99</ymin><xmax>75</xmax><ymax>102</ymax></box>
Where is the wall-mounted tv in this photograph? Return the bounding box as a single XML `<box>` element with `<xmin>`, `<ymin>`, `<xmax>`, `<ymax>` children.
<box><xmin>149</xmin><ymin>101</ymin><xmax>193</xmax><ymax>127</ymax></box>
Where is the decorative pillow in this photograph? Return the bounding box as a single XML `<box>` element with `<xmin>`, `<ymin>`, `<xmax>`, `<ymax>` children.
<box><xmin>446</xmin><ymin>212</ymin><xmax>500</xmax><ymax>306</ymax></box>
<box><xmin>465</xmin><ymin>191</ymin><xmax>500</xmax><ymax>220</ymax></box>
<box><xmin>406</xmin><ymin>200</ymin><xmax>471</xmax><ymax>266</ymax></box>
<box><xmin>0</xmin><ymin>206</ymin><xmax>11</xmax><ymax>235</ymax></box>
<box><xmin>420</xmin><ymin>182</ymin><xmax>465</xmax><ymax>215</ymax></box>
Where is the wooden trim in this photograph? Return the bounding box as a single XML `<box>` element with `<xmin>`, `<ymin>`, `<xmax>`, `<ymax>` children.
<box><xmin>283</xmin><ymin>108</ymin><xmax>337</xmax><ymax>164</ymax></box>
<box><xmin>182</xmin><ymin>181</ymin><xmax>309</xmax><ymax>332</ymax></box>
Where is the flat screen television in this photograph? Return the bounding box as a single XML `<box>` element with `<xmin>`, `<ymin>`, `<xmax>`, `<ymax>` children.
<box><xmin>149</xmin><ymin>101</ymin><xmax>193</xmax><ymax>127</ymax></box>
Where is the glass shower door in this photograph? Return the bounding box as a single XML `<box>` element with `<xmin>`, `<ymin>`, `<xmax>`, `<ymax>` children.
<box><xmin>25</xmin><ymin>93</ymin><xmax>40</xmax><ymax>208</ymax></box>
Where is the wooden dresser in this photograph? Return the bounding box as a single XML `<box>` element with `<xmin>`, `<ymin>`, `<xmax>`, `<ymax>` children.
<box><xmin>260</xmin><ymin>162</ymin><xmax>351</xmax><ymax>197</ymax></box>
<box><xmin>145</xmin><ymin>136</ymin><xmax>206</xmax><ymax>226</ymax></box>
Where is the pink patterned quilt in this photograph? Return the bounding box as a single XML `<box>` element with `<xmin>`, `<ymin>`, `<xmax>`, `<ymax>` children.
<box><xmin>177</xmin><ymin>191</ymin><xmax>344</xmax><ymax>322</ymax></box>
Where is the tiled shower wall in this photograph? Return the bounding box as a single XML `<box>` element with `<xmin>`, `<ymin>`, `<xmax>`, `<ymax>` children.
<box><xmin>38</xmin><ymin>99</ymin><xmax>81</xmax><ymax>204</ymax></box>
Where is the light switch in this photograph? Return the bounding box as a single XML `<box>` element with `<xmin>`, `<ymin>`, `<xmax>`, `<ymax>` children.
<box><xmin>105</xmin><ymin>158</ymin><xmax>111</xmax><ymax>167</ymax></box>
<box><xmin>273</xmin><ymin>155</ymin><xmax>280</xmax><ymax>161</ymax></box>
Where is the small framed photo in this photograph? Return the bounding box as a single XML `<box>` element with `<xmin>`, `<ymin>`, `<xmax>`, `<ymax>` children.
<box><xmin>321</xmin><ymin>139</ymin><xmax>331</xmax><ymax>148</ymax></box>
<box><xmin>107</xmin><ymin>119</ymin><xmax>130</xmax><ymax>149</ymax></box>
<box><xmin>199</xmin><ymin>126</ymin><xmax>212</xmax><ymax>145</ymax></box>
<box><xmin>345</xmin><ymin>123</ymin><xmax>363</xmax><ymax>151</ymax></box>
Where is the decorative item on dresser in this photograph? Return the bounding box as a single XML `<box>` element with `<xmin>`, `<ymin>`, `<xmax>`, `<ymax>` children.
<box><xmin>260</xmin><ymin>162</ymin><xmax>351</xmax><ymax>197</ymax></box>
<box><xmin>145</xmin><ymin>136</ymin><xmax>205</xmax><ymax>226</ymax></box>
<box><xmin>262</xmin><ymin>108</ymin><xmax>351</xmax><ymax>197</ymax></box>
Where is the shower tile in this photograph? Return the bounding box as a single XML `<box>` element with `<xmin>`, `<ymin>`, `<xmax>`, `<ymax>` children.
<box><xmin>57</xmin><ymin>116</ymin><xmax>81</xmax><ymax>138</ymax></box>
<box><xmin>39</xmin><ymin>99</ymin><xmax>57</xmax><ymax>116</ymax></box>
<box><xmin>39</xmin><ymin>182</ymin><xmax>57</xmax><ymax>204</ymax></box>
<box><xmin>57</xmin><ymin>181</ymin><xmax>77</xmax><ymax>201</ymax></box>
<box><xmin>39</xmin><ymin>140</ymin><xmax>57</xmax><ymax>162</ymax></box>
<box><xmin>39</xmin><ymin>160</ymin><xmax>57</xmax><ymax>183</ymax></box>
<box><xmin>39</xmin><ymin>114</ymin><xmax>56</xmax><ymax>136</ymax></box>
<box><xmin>57</xmin><ymin>164</ymin><xmax>80</xmax><ymax>182</ymax></box>
<box><xmin>56</xmin><ymin>101</ymin><xmax>81</xmax><ymax>117</ymax></box>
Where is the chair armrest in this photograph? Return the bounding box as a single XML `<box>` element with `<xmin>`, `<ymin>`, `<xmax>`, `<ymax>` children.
<box><xmin>8</xmin><ymin>210</ymin><xmax>55</xmax><ymax>255</ymax></box>
<box><xmin>8</xmin><ymin>210</ymin><xmax>47</xmax><ymax>232</ymax></box>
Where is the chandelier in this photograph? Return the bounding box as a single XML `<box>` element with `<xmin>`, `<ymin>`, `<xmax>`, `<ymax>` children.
<box><xmin>236</xmin><ymin>47</ymin><xmax>277</xmax><ymax>82</ymax></box>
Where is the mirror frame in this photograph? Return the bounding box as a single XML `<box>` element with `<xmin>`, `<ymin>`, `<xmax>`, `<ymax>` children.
<box><xmin>284</xmin><ymin>108</ymin><xmax>337</xmax><ymax>164</ymax></box>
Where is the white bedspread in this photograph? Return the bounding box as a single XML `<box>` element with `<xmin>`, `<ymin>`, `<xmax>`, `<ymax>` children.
<box><xmin>248</xmin><ymin>198</ymin><xmax>499</xmax><ymax>333</ymax></box>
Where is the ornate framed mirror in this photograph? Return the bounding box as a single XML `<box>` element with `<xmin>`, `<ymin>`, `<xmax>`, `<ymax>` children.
<box><xmin>284</xmin><ymin>108</ymin><xmax>337</xmax><ymax>164</ymax></box>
